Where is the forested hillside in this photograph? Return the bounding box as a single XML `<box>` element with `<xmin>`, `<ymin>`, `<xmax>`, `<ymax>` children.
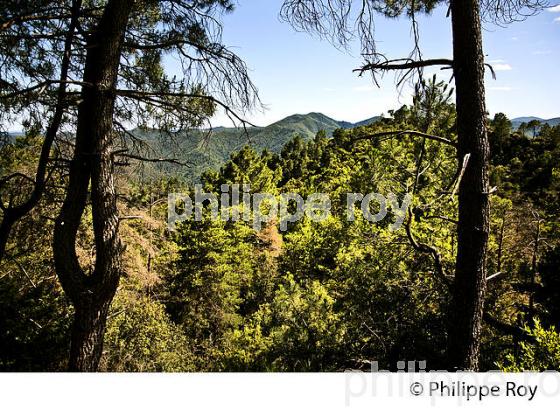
<box><xmin>2</xmin><ymin>82</ymin><xmax>559</xmax><ymax>371</ymax></box>
<box><xmin>511</xmin><ymin>117</ymin><xmax>560</xmax><ymax>130</ymax></box>
<box><xmin>131</xmin><ymin>113</ymin><xmax>381</xmax><ymax>181</ymax></box>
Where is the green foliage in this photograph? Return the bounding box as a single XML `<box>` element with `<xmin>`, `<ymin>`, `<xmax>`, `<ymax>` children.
<box><xmin>0</xmin><ymin>267</ymin><xmax>71</xmax><ymax>371</ymax></box>
<box><xmin>2</xmin><ymin>79</ymin><xmax>559</xmax><ymax>372</ymax></box>
<box><xmin>0</xmin><ymin>135</ymin><xmax>71</xmax><ymax>371</ymax></box>
<box><xmin>499</xmin><ymin>320</ymin><xmax>560</xmax><ymax>371</ymax></box>
<box><xmin>102</xmin><ymin>293</ymin><xmax>194</xmax><ymax>372</ymax></box>
<box><xmin>224</xmin><ymin>275</ymin><xmax>345</xmax><ymax>371</ymax></box>
<box><xmin>160</xmin><ymin>79</ymin><xmax>458</xmax><ymax>370</ymax></box>
<box><xmin>163</xmin><ymin>214</ymin><xmax>279</xmax><ymax>369</ymax></box>
<box><xmin>203</xmin><ymin>146</ymin><xmax>282</xmax><ymax>193</ymax></box>
<box><xmin>490</xmin><ymin>119</ymin><xmax>560</xmax><ymax>211</ymax></box>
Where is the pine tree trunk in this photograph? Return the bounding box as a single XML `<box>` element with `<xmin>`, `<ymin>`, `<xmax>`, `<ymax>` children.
<box><xmin>69</xmin><ymin>298</ymin><xmax>112</xmax><ymax>371</ymax></box>
<box><xmin>53</xmin><ymin>0</ymin><xmax>134</xmax><ymax>372</ymax></box>
<box><xmin>447</xmin><ymin>0</ymin><xmax>491</xmax><ymax>370</ymax></box>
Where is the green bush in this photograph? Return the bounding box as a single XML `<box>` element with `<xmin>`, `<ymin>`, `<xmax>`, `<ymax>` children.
<box><xmin>499</xmin><ymin>320</ymin><xmax>560</xmax><ymax>371</ymax></box>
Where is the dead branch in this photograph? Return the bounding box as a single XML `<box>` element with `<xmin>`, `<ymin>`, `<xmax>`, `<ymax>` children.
<box><xmin>404</xmin><ymin>208</ymin><xmax>452</xmax><ymax>290</ymax></box>
<box><xmin>355</xmin><ymin>58</ymin><xmax>454</xmax><ymax>76</ymax></box>
<box><xmin>353</xmin><ymin>129</ymin><xmax>457</xmax><ymax>148</ymax></box>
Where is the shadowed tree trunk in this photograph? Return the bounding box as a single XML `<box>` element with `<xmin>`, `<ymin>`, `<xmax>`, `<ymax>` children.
<box><xmin>447</xmin><ymin>0</ymin><xmax>491</xmax><ymax>371</ymax></box>
<box><xmin>53</xmin><ymin>0</ymin><xmax>134</xmax><ymax>371</ymax></box>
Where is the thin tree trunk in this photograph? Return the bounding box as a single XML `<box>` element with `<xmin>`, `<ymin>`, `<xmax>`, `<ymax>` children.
<box><xmin>0</xmin><ymin>0</ymin><xmax>82</xmax><ymax>264</ymax></box>
<box><xmin>528</xmin><ymin>216</ymin><xmax>540</xmax><ymax>326</ymax></box>
<box><xmin>53</xmin><ymin>0</ymin><xmax>134</xmax><ymax>372</ymax></box>
<box><xmin>497</xmin><ymin>210</ymin><xmax>507</xmax><ymax>274</ymax></box>
<box><xmin>447</xmin><ymin>0</ymin><xmax>491</xmax><ymax>371</ymax></box>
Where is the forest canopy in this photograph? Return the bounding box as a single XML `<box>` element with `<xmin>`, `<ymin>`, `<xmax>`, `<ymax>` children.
<box><xmin>2</xmin><ymin>87</ymin><xmax>559</xmax><ymax>370</ymax></box>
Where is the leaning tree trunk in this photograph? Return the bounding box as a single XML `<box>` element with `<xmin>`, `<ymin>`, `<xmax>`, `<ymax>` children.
<box><xmin>53</xmin><ymin>0</ymin><xmax>134</xmax><ymax>371</ymax></box>
<box><xmin>0</xmin><ymin>0</ymin><xmax>82</xmax><ymax>264</ymax></box>
<box><xmin>447</xmin><ymin>0</ymin><xmax>491</xmax><ymax>370</ymax></box>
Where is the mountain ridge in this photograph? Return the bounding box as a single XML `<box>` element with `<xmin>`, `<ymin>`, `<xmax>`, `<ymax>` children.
<box><xmin>510</xmin><ymin>116</ymin><xmax>560</xmax><ymax>129</ymax></box>
<box><xmin>6</xmin><ymin>112</ymin><xmax>559</xmax><ymax>180</ymax></box>
<box><xmin>143</xmin><ymin>113</ymin><xmax>558</xmax><ymax>180</ymax></box>
<box><xmin>135</xmin><ymin>112</ymin><xmax>382</xmax><ymax>180</ymax></box>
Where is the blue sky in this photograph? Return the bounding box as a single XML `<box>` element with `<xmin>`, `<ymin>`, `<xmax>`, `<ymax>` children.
<box><xmin>205</xmin><ymin>1</ymin><xmax>560</xmax><ymax>126</ymax></box>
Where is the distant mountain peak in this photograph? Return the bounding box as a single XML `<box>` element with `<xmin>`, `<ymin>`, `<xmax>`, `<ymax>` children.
<box><xmin>268</xmin><ymin>112</ymin><xmax>382</xmax><ymax>130</ymax></box>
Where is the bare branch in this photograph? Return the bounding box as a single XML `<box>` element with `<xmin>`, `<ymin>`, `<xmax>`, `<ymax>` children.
<box><xmin>116</xmin><ymin>89</ymin><xmax>257</xmax><ymax>128</ymax></box>
<box><xmin>352</xmin><ymin>129</ymin><xmax>457</xmax><ymax>148</ymax></box>
<box><xmin>404</xmin><ymin>208</ymin><xmax>452</xmax><ymax>290</ymax></box>
<box><xmin>449</xmin><ymin>153</ymin><xmax>471</xmax><ymax>200</ymax></box>
<box><xmin>480</xmin><ymin>0</ymin><xmax>551</xmax><ymax>26</ymax></box>
<box><xmin>0</xmin><ymin>80</ymin><xmax>91</xmax><ymax>100</ymax></box>
<box><xmin>113</xmin><ymin>150</ymin><xmax>192</xmax><ymax>167</ymax></box>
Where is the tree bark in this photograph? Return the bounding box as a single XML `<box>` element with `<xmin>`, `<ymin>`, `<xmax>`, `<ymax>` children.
<box><xmin>69</xmin><ymin>297</ymin><xmax>113</xmax><ymax>371</ymax></box>
<box><xmin>447</xmin><ymin>0</ymin><xmax>491</xmax><ymax>370</ymax></box>
<box><xmin>53</xmin><ymin>0</ymin><xmax>134</xmax><ymax>372</ymax></box>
